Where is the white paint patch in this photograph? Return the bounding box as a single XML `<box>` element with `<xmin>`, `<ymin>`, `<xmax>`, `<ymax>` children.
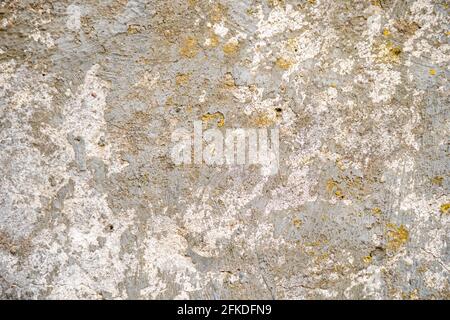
<box><xmin>213</xmin><ymin>22</ymin><xmax>229</xmax><ymax>38</ymax></box>
<box><xmin>66</xmin><ymin>5</ymin><xmax>82</xmax><ymax>31</ymax></box>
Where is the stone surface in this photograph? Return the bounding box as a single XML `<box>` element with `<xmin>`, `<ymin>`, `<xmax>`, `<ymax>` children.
<box><xmin>0</xmin><ymin>0</ymin><xmax>449</xmax><ymax>299</ymax></box>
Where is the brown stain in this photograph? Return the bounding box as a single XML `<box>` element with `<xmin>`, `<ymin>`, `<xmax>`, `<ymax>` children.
<box><xmin>394</xmin><ymin>20</ymin><xmax>420</xmax><ymax>36</ymax></box>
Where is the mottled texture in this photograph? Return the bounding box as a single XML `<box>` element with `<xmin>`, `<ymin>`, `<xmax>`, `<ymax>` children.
<box><xmin>0</xmin><ymin>0</ymin><xmax>449</xmax><ymax>299</ymax></box>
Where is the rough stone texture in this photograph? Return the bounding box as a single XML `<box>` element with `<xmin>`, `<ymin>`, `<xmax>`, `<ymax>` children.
<box><xmin>0</xmin><ymin>0</ymin><xmax>449</xmax><ymax>299</ymax></box>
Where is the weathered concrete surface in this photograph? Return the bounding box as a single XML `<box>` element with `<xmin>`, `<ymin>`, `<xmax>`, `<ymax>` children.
<box><xmin>0</xmin><ymin>0</ymin><xmax>448</xmax><ymax>299</ymax></box>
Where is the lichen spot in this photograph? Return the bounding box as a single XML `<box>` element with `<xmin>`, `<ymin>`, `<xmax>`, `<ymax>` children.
<box><xmin>205</xmin><ymin>33</ymin><xmax>219</xmax><ymax>48</ymax></box>
<box><xmin>326</xmin><ymin>179</ymin><xmax>345</xmax><ymax>199</ymax></box>
<box><xmin>180</xmin><ymin>36</ymin><xmax>199</xmax><ymax>58</ymax></box>
<box><xmin>372</xmin><ymin>207</ymin><xmax>382</xmax><ymax>215</ymax></box>
<box><xmin>431</xmin><ymin>176</ymin><xmax>443</xmax><ymax>186</ymax></box>
<box><xmin>383</xmin><ymin>28</ymin><xmax>391</xmax><ymax>37</ymax></box>
<box><xmin>363</xmin><ymin>255</ymin><xmax>372</xmax><ymax>264</ymax></box>
<box><xmin>202</xmin><ymin>112</ymin><xmax>225</xmax><ymax>127</ymax></box>
<box><xmin>210</xmin><ymin>3</ymin><xmax>227</xmax><ymax>23</ymax></box>
<box><xmin>440</xmin><ymin>203</ymin><xmax>450</xmax><ymax>214</ymax></box>
<box><xmin>253</xmin><ymin>113</ymin><xmax>275</xmax><ymax>127</ymax></box>
<box><xmin>386</xmin><ymin>224</ymin><xmax>409</xmax><ymax>251</ymax></box>
<box><xmin>175</xmin><ymin>73</ymin><xmax>190</xmax><ymax>86</ymax></box>
<box><xmin>293</xmin><ymin>218</ymin><xmax>302</xmax><ymax>229</ymax></box>
<box><xmin>223</xmin><ymin>72</ymin><xmax>235</xmax><ymax>88</ymax></box>
<box><xmin>275</xmin><ymin>57</ymin><xmax>292</xmax><ymax>70</ymax></box>
<box><xmin>223</xmin><ymin>39</ymin><xmax>239</xmax><ymax>56</ymax></box>
<box><xmin>429</xmin><ymin>68</ymin><xmax>436</xmax><ymax>76</ymax></box>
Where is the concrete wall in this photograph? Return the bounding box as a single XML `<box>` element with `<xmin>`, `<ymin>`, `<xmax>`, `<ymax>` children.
<box><xmin>0</xmin><ymin>0</ymin><xmax>448</xmax><ymax>299</ymax></box>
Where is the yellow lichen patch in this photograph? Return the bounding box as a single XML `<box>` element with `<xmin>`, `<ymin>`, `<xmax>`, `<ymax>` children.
<box><xmin>253</xmin><ymin>113</ymin><xmax>275</xmax><ymax>127</ymax></box>
<box><xmin>287</xmin><ymin>38</ymin><xmax>298</xmax><ymax>52</ymax></box>
<box><xmin>210</xmin><ymin>3</ymin><xmax>227</xmax><ymax>22</ymax></box>
<box><xmin>388</xmin><ymin>46</ymin><xmax>402</xmax><ymax>61</ymax></box>
<box><xmin>223</xmin><ymin>39</ymin><xmax>239</xmax><ymax>55</ymax></box>
<box><xmin>440</xmin><ymin>203</ymin><xmax>450</xmax><ymax>214</ymax></box>
<box><xmin>431</xmin><ymin>176</ymin><xmax>443</xmax><ymax>186</ymax></box>
<box><xmin>187</xmin><ymin>0</ymin><xmax>197</xmax><ymax>7</ymax></box>
<box><xmin>326</xmin><ymin>179</ymin><xmax>345</xmax><ymax>199</ymax></box>
<box><xmin>446</xmin><ymin>31</ymin><xmax>450</xmax><ymax>36</ymax></box>
<box><xmin>371</xmin><ymin>0</ymin><xmax>382</xmax><ymax>7</ymax></box>
<box><xmin>386</xmin><ymin>224</ymin><xmax>409</xmax><ymax>251</ymax></box>
<box><xmin>275</xmin><ymin>57</ymin><xmax>293</xmax><ymax>70</ymax></box>
<box><xmin>205</xmin><ymin>33</ymin><xmax>219</xmax><ymax>48</ymax></box>
<box><xmin>429</xmin><ymin>68</ymin><xmax>436</xmax><ymax>76</ymax></box>
<box><xmin>363</xmin><ymin>255</ymin><xmax>372</xmax><ymax>264</ymax></box>
<box><xmin>376</xmin><ymin>42</ymin><xmax>402</xmax><ymax>63</ymax></box>
<box><xmin>293</xmin><ymin>218</ymin><xmax>302</xmax><ymax>229</ymax></box>
<box><xmin>165</xmin><ymin>96</ymin><xmax>174</xmax><ymax>107</ymax></box>
<box><xmin>202</xmin><ymin>112</ymin><xmax>225</xmax><ymax>127</ymax></box>
<box><xmin>402</xmin><ymin>289</ymin><xmax>419</xmax><ymax>300</ymax></box>
<box><xmin>223</xmin><ymin>72</ymin><xmax>235</xmax><ymax>88</ymax></box>
<box><xmin>383</xmin><ymin>28</ymin><xmax>391</xmax><ymax>37</ymax></box>
<box><xmin>127</xmin><ymin>24</ymin><xmax>143</xmax><ymax>35</ymax></box>
<box><xmin>175</xmin><ymin>73</ymin><xmax>190</xmax><ymax>86</ymax></box>
<box><xmin>267</xmin><ymin>0</ymin><xmax>285</xmax><ymax>7</ymax></box>
<box><xmin>372</xmin><ymin>207</ymin><xmax>382</xmax><ymax>215</ymax></box>
<box><xmin>180</xmin><ymin>36</ymin><xmax>199</xmax><ymax>58</ymax></box>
